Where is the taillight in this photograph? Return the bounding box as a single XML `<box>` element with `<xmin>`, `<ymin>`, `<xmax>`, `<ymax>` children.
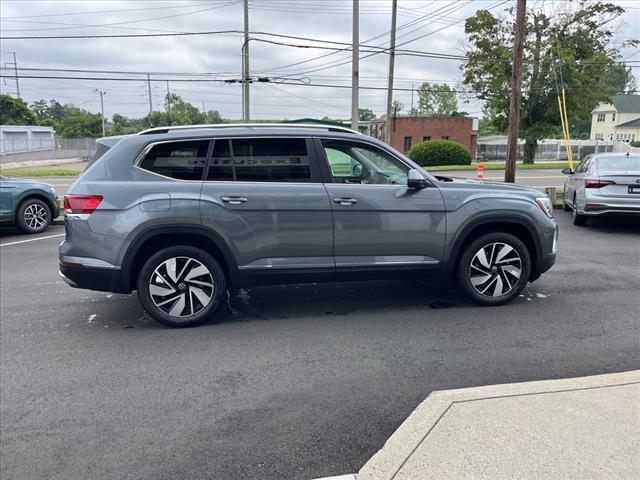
<box><xmin>64</xmin><ymin>194</ymin><xmax>103</xmax><ymax>214</ymax></box>
<box><xmin>584</xmin><ymin>179</ymin><xmax>615</xmax><ymax>189</ymax></box>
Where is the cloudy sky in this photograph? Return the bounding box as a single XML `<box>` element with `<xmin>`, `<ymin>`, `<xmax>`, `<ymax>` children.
<box><xmin>1</xmin><ymin>0</ymin><xmax>638</xmax><ymax>121</ymax></box>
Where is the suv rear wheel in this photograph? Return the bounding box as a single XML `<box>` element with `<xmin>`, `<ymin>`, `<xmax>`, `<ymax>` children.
<box><xmin>17</xmin><ymin>198</ymin><xmax>51</xmax><ymax>234</ymax></box>
<box><xmin>457</xmin><ymin>232</ymin><xmax>531</xmax><ymax>306</ymax></box>
<box><xmin>137</xmin><ymin>246</ymin><xmax>226</xmax><ymax>328</ymax></box>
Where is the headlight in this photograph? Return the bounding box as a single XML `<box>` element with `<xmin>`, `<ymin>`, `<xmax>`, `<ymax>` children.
<box><xmin>535</xmin><ymin>196</ymin><xmax>553</xmax><ymax>218</ymax></box>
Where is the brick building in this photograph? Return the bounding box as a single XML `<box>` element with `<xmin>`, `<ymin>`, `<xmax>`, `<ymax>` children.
<box><xmin>367</xmin><ymin>116</ymin><xmax>479</xmax><ymax>158</ymax></box>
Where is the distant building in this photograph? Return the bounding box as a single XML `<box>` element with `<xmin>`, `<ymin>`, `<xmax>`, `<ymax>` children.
<box><xmin>367</xmin><ymin>116</ymin><xmax>479</xmax><ymax>158</ymax></box>
<box><xmin>590</xmin><ymin>94</ymin><xmax>640</xmax><ymax>143</ymax></box>
<box><xmin>0</xmin><ymin>125</ymin><xmax>55</xmax><ymax>155</ymax></box>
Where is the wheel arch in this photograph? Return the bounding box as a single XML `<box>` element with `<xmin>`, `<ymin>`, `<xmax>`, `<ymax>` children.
<box><xmin>448</xmin><ymin>215</ymin><xmax>543</xmax><ymax>282</ymax></box>
<box><xmin>120</xmin><ymin>225</ymin><xmax>240</xmax><ymax>293</ymax></box>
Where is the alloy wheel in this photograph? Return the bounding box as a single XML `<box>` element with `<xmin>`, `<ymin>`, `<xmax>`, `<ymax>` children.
<box><xmin>24</xmin><ymin>203</ymin><xmax>48</xmax><ymax>230</ymax></box>
<box><xmin>149</xmin><ymin>256</ymin><xmax>215</xmax><ymax>317</ymax></box>
<box><xmin>468</xmin><ymin>242</ymin><xmax>522</xmax><ymax>297</ymax></box>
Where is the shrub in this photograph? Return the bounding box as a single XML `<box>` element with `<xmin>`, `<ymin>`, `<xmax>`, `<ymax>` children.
<box><xmin>407</xmin><ymin>139</ymin><xmax>472</xmax><ymax>167</ymax></box>
<box><xmin>630</xmin><ymin>141</ymin><xmax>640</xmax><ymax>148</ymax></box>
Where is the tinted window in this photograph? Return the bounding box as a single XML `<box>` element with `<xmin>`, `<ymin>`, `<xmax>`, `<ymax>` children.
<box><xmin>139</xmin><ymin>140</ymin><xmax>208</xmax><ymax>180</ymax></box>
<box><xmin>206</xmin><ymin>138</ymin><xmax>312</xmax><ymax>182</ymax></box>
<box><xmin>322</xmin><ymin>139</ymin><xmax>408</xmax><ymax>185</ymax></box>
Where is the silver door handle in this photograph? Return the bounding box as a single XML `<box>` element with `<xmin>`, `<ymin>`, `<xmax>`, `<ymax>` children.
<box><xmin>333</xmin><ymin>197</ymin><xmax>358</xmax><ymax>205</ymax></box>
<box><xmin>221</xmin><ymin>196</ymin><xmax>248</xmax><ymax>204</ymax></box>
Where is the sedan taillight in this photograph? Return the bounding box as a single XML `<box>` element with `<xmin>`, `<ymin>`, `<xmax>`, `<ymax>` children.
<box><xmin>64</xmin><ymin>194</ymin><xmax>103</xmax><ymax>214</ymax></box>
<box><xmin>584</xmin><ymin>179</ymin><xmax>615</xmax><ymax>189</ymax></box>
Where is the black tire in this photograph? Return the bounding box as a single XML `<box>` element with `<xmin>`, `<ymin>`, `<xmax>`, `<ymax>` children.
<box><xmin>572</xmin><ymin>195</ymin><xmax>587</xmax><ymax>226</ymax></box>
<box><xmin>137</xmin><ymin>246</ymin><xmax>226</xmax><ymax>328</ymax></box>
<box><xmin>16</xmin><ymin>198</ymin><xmax>51</xmax><ymax>234</ymax></box>
<box><xmin>457</xmin><ymin>232</ymin><xmax>531</xmax><ymax>306</ymax></box>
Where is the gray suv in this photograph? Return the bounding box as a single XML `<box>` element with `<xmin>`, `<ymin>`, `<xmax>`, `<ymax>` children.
<box><xmin>59</xmin><ymin>124</ymin><xmax>557</xmax><ymax>327</ymax></box>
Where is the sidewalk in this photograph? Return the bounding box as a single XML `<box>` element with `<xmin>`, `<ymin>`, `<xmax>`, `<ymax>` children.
<box><xmin>356</xmin><ymin>370</ymin><xmax>639</xmax><ymax>479</ymax></box>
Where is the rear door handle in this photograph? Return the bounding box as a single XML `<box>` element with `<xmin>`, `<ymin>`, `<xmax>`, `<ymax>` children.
<box><xmin>221</xmin><ymin>195</ymin><xmax>248</xmax><ymax>205</ymax></box>
<box><xmin>333</xmin><ymin>197</ymin><xmax>358</xmax><ymax>205</ymax></box>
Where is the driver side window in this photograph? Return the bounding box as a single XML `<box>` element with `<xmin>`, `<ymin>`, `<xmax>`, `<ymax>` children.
<box><xmin>321</xmin><ymin>139</ymin><xmax>408</xmax><ymax>185</ymax></box>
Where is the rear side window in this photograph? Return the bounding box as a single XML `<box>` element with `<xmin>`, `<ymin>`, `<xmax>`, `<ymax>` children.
<box><xmin>139</xmin><ymin>140</ymin><xmax>209</xmax><ymax>180</ymax></box>
<box><xmin>207</xmin><ymin>138</ymin><xmax>312</xmax><ymax>182</ymax></box>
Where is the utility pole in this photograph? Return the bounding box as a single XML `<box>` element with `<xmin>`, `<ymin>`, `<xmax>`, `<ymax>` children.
<box><xmin>242</xmin><ymin>0</ymin><xmax>250</xmax><ymax>122</ymax></box>
<box><xmin>384</xmin><ymin>0</ymin><xmax>398</xmax><ymax>144</ymax></box>
<box><xmin>7</xmin><ymin>52</ymin><xmax>20</xmax><ymax>99</ymax></box>
<box><xmin>351</xmin><ymin>0</ymin><xmax>359</xmax><ymax>131</ymax></box>
<box><xmin>166</xmin><ymin>80</ymin><xmax>171</xmax><ymax>122</ymax></box>
<box><xmin>410</xmin><ymin>83</ymin><xmax>414</xmax><ymax>111</ymax></box>
<box><xmin>505</xmin><ymin>0</ymin><xmax>526</xmax><ymax>183</ymax></box>
<box><xmin>146</xmin><ymin>73</ymin><xmax>153</xmax><ymax>114</ymax></box>
<box><xmin>94</xmin><ymin>89</ymin><xmax>106</xmax><ymax>137</ymax></box>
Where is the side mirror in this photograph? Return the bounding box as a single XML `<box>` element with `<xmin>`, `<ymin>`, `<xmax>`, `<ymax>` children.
<box><xmin>561</xmin><ymin>168</ymin><xmax>573</xmax><ymax>175</ymax></box>
<box><xmin>407</xmin><ymin>169</ymin><xmax>427</xmax><ymax>189</ymax></box>
<box><xmin>352</xmin><ymin>164</ymin><xmax>363</xmax><ymax>176</ymax></box>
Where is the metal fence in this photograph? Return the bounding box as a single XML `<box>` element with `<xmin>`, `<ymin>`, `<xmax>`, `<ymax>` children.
<box><xmin>0</xmin><ymin>138</ymin><xmax>97</xmax><ymax>163</ymax></box>
<box><xmin>476</xmin><ymin>140</ymin><xmax>616</xmax><ymax>162</ymax></box>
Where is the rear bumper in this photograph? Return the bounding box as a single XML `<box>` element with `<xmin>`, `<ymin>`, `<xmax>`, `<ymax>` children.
<box><xmin>59</xmin><ymin>264</ymin><xmax>127</xmax><ymax>294</ymax></box>
<box><xmin>582</xmin><ymin>205</ymin><xmax>640</xmax><ymax>216</ymax></box>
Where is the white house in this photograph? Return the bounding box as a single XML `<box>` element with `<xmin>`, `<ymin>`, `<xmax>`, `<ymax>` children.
<box><xmin>590</xmin><ymin>94</ymin><xmax>640</xmax><ymax>142</ymax></box>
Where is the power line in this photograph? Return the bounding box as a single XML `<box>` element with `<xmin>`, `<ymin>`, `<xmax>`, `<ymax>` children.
<box><xmin>1</xmin><ymin>2</ymin><xmax>241</xmax><ymax>33</ymax></box>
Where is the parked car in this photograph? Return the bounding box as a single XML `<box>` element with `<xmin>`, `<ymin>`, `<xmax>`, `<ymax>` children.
<box><xmin>0</xmin><ymin>175</ymin><xmax>60</xmax><ymax>234</ymax></box>
<box><xmin>562</xmin><ymin>152</ymin><xmax>640</xmax><ymax>226</ymax></box>
<box><xmin>59</xmin><ymin>124</ymin><xmax>557</xmax><ymax>327</ymax></box>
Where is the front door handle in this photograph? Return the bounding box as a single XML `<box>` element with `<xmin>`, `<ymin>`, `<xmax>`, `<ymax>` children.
<box><xmin>333</xmin><ymin>197</ymin><xmax>358</xmax><ymax>205</ymax></box>
<box><xmin>221</xmin><ymin>195</ymin><xmax>248</xmax><ymax>205</ymax></box>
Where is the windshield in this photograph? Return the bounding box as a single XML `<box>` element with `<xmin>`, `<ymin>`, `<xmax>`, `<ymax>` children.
<box><xmin>596</xmin><ymin>156</ymin><xmax>640</xmax><ymax>171</ymax></box>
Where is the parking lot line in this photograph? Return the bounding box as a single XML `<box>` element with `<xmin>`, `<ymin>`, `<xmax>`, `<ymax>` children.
<box><xmin>0</xmin><ymin>233</ymin><xmax>65</xmax><ymax>247</ymax></box>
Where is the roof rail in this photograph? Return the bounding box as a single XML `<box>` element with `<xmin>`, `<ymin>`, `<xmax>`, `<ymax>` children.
<box><xmin>137</xmin><ymin>123</ymin><xmax>360</xmax><ymax>135</ymax></box>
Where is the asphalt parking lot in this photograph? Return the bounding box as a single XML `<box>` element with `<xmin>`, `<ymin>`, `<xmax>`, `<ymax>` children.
<box><xmin>1</xmin><ymin>211</ymin><xmax>639</xmax><ymax>480</ymax></box>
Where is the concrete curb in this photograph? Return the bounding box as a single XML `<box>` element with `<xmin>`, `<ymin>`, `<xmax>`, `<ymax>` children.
<box><xmin>358</xmin><ymin>370</ymin><xmax>640</xmax><ymax>479</ymax></box>
<box><xmin>0</xmin><ymin>158</ymin><xmax>85</xmax><ymax>170</ymax></box>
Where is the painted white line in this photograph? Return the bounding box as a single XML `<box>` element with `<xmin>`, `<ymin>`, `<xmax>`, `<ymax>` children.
<box><xmin>0</xmin><ymin>233</ymin><xmax>65</xmax><ymax>247</ymax></box>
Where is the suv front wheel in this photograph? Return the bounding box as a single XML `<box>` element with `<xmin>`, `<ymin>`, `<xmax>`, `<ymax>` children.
<box><xmin>137</xmin><ymin>246</ymin><xmax>226</xmax><ymax>328</ymax></box>
<box><xmin>457</xmin><ymin>232</ymin><xmax>531</xmax><ymax>306</ymax></box>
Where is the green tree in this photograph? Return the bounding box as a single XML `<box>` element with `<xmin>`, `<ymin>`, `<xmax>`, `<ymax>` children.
<box><xmin>55</xmin><ymin>105</ymin><xmax>102</xmax><ymax>137</ymax></box>
<box><xmin>409</xmin><ymin>82</ymin><xmax>459</xmax><ymax>117</ymax></box>
<box><xmin>30</xmin><ymin>99</ymin><xmax>49</xmax><ymax>121</ymax></box>
<box><xmin>359</xmin><ymin>108</ymin><xmax>377</xmax><ymax>121</ymax></box>
<box><xmin>109</xmin><ymin>113</ymin><xmax>148</xmax><ymax>135</ymax></box>
<box><xmin>392</xmin><ymin>100</ymin><xmax>404</xmax><ymax>116</ymax></box>
<box><xmin>147</xmin><ymin>93</ymin><xmax>206</xmax><ymax>127</ymax></box>
<box><xmin>0</xmin><ymin>94</ymin><xmax>37</xmax><ymax>125</ymax></box>
<box><xmin>205</xmin><ymin>109</ymin><xmax>222</xmax><ymax>124</ymax></box>
<box><xmin>462</xmin><ymin>1</ymin><xmax>636</xmax><ymax>163</ymax></box>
